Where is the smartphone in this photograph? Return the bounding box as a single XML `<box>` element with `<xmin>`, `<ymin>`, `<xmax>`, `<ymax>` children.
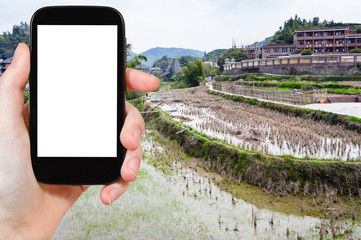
<box><xmin>30</xmin><ymin>6</ymin><xmax>126</xmax><ymax>185</ymax></box>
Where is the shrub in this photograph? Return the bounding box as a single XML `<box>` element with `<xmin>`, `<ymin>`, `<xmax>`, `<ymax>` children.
<box><xmin>300</xmin><ymin>48</ymin><xmax>313</xmax><ymax>55</ymax></box>
<box><xmin>23</xmin><ymin>91</ymin><xmax>29</xmax><ymax>104</ymax></box>
<box><xmin>349</xmin><ymin>48</ymin><xmax>361</xmax><ymax>54</ymax></box>
<box><xmin>215</xmin><ymin>75</ymin><xmax>229</xmax><ymax>82</ymax></box>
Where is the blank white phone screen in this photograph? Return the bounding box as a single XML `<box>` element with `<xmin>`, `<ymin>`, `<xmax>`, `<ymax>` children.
<box><xmin>37</xmin><ymin>25</ymin><xmax>117</xmax><ymax>157</ymax></box>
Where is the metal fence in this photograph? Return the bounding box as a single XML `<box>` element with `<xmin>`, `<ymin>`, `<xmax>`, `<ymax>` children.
<box><xmin>212</xmin><ymin>82</ymin><xmax>327</xmax><ymax>105</ymax></box>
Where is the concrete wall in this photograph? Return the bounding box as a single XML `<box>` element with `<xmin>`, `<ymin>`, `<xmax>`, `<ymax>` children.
<box><xmin>224</xmin><ymin>65</ymin><xmax>361</xmax><ymax>76</ymax></box>
<box><xmin>327</xmin><ymin>96</ymin><xmax>361</xmax><ymax>103</ymax></box>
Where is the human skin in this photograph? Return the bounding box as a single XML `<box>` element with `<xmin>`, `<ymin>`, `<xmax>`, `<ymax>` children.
<box><xmin>0</xmin><ymin>43</ymin><xmax>159</xmax><ymax>239</ymax></box>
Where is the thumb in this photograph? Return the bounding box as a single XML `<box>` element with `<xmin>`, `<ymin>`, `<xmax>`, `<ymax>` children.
<box><xmin>0</xmin><ymin>43</ymin><xmax>30</xmax><ymax>122</ymax></box>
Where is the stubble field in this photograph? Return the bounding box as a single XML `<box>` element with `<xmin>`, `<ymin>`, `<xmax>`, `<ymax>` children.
<box><xmin>149</xmin><ymin>86</ymin><xmax>361</xmax><ymax>161</ymax></box>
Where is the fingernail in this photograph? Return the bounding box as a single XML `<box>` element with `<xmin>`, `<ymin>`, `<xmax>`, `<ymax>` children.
<box><xmin>12</xmin><ymin>43</ymin><xmax>22</xmax><ymax>62</ymax></box>
<box><xmin>109</xmin><ymin>189</ymin><xmax>119</xmax><ymax>204</ymax></box>
<box><xmin>128</xmin><ymin>159</ymin><xmax>139</xmax><ymax>177</ymax></box>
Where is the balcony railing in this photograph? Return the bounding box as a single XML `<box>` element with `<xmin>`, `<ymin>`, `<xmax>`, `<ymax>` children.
<box><xmin>223</xmin><ymin>54</ymin><xmax>361</xmax><ymax>72</ymax></box>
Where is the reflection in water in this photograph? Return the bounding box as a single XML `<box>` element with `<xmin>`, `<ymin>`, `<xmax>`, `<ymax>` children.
<box><xmin>52</xmin><ymin>135</ymin><xmax>361</xmax><ymax>239</ymax></box>
<box><xmin>143</xmin><ymin>135</ymin><xmax>361</xmax><ymax>239</ymax></box>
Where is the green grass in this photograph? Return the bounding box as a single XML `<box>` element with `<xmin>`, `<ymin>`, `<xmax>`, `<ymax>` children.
<box><xmin>24</xmin><ymin>91</ymin><xmax>29</xmax><ymax>104</ymax></box>
<box><xmin>241</xmin><ymin>81</ymin><xmax>361</xmax><ymax>95</ymax></box>
<box><xmin>219</xmin><ymin>73</ymin><xmax>361</xmax><ymax>83</ymax></box>
<box><xmin>217</xmin><ymin>73</ymin><xmax>361</xmax><ymax>95</ymax></box>
<box><xmin>128</xmin><ymin>96</ymin><xmax>144</xmax><ymax>111</ymax></box>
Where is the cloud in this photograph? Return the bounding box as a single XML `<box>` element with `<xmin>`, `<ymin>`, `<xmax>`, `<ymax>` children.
<box><xmin>1</xmin><ymin>0</ymin><xmax>361</xmax><ymax>52</ymax></box>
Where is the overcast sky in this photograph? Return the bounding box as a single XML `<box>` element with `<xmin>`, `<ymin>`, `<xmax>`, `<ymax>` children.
<box><xmin>1</xmin><ymin>0</ymin><xmax>361</xmax><ymax>53</ymax></box>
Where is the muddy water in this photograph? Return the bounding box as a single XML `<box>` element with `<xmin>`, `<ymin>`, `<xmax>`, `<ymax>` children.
<box><xmin>52</xmin><ymin>135</ymin><xmax>361</xmax><ymax>239</ymax></box>
<box><xmin>154</xmin><ymin>100</ymin><xmax>361</xmax><ymax>161</ymax></box>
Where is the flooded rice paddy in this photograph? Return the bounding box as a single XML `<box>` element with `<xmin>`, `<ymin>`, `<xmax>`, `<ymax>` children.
<box><xmin>148</xmin><ymin>87</ymin><xmax>361</xmax><ymax>160</ymax></box>
<box><xmin>51</xmin><ymin>132</ymin><xmax>361</xmax><ymax>239</ymax></box>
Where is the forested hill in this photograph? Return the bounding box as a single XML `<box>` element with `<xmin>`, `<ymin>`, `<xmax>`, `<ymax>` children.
<box><xmin>202</xmin><ymin>49</ymin><xmax>227</xmax><ymax>62</ymax></box>
<box><xmin>0</xmin><ymin>22</ymin><xmax>29</xmax><ymax>55</ymax></box>
<box><xmin>269</xmin><ymin>15</ymin><xmax>361</xmax><ymax>45</ymax></box>
<box><xmin>140</xmin><ymin>47</ymin><xmax>204</xmax><ymax>66</ymax></box>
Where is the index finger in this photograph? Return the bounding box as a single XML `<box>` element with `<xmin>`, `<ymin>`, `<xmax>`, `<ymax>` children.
<box><xmin>126</xmin><ymin>68</ymin><xmax>159</xmax><ymax>92</ymax></box>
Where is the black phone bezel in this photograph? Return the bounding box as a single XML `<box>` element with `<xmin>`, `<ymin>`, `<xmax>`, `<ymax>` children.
<box><xmin>30</xmin><ymin>6</ymin><xmax>126</xmax><ymax>185</ymax></box>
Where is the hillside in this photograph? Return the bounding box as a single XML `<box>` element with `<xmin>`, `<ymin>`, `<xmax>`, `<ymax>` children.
<box><xmin>250</xmin><ymin>36</ymin><xmax>272</xmax><ymax>48</ymax></box>
<box><xmin>0</xmin><ymin>22</ymin><xmax>29</xmax><ymax>55</ymax></box>
<box><xmin>140</xmin><ymin>47</ymin><xmax>204</xmax><ymax>66</ymax></box>
<box><xmin>202</xmin><ymin>49</ymin><xmax>227</xmax><ymax>62</ymax></box>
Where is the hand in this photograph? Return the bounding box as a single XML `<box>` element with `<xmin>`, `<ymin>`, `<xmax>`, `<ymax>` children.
<box><xmin>0</xmin><ymin>43</ymin><xmax>159</xmax><ymax>239</ymax></box>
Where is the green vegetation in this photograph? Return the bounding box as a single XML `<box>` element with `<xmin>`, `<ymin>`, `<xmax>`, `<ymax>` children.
<box><xmin>240</xmin><ymin>80</ymin><xmax>361</xmax><ymax>95</ymax></box>
<box><xmin>126</xmin><ymin>43</ymin><xmax>148</xmax><ymax>101</ymax></box>
<box><xmin>202</xmin><ymin>49</ymin><xmax>227</xmax><ymax>62</ymax></box>
<box><xmin>126</xmin><ymin>43</ymin><xmax>148</xmax><ymax>69</ymax></box>
<box><xmin>269</xmin><ymin>14</ymin><xmax>361</xmax><ymax>45</ymax></box>
<box><xmin>0</xmin><ymin>22</ymin><xmax>29</xmax><ymax>54</ymax></box>
<box><xmin>204</xmin><ymin>64</ymin><xmax>218</xmax><ymax>77</ymax></box>
<box><xmin>127</xmin><ymin>96</ymin><xmax>144</xmax><ymax>111</ymax></box>
<box><xmin>217</xmin><ymin>73</ymin><xmax>361</xmax><ymax>95</ymax></box>
<box><xmin>215</xmin><ymin>75</ymin><xmax>230</xmax><ymax>81</ymax></box>
<box><xmin>217</xmin><ymin>48</ymin><xmax>248</xmax><ymax>71</ymax></box>
<box><xmin>177</xmin><ymin>56</ymin><xmax>198</xmax><ymax>67</ymax></box>
<box><xmin>349</xmin><ymin>48</ymin><xmax>361</xmax><ymax>54</ymax></box>
<box><xmin>177</xmin><ymin>59</ymin><xmax>205</xmax><ymax>87</ymax></box>
<box><xmin>153</xmin><ymin>55</ymin><xmax>201</xmax><ymax>82</ymax></box>
<box><xmin>300</xmin><ymin>48</ymin><xmax>313</xmax><ymax>55</ymax></box>
<box><xmin>153</xmin><ymin>55</ymin><xmax>199</xmax><ymax>70</ymax></box>
<box><xmin>152</xmin><ymin>56</ymin><xmax>172</xmax><ymax>72</ymax></box>
<box><xmin>141</xmin><ymin>47</ymin><xmax>204</xmax><ymax>66</ymax></box>
<box><xmin>149</xmin><ymin>129</ymin><xmax>361</xmax><ymax>221</ymax></box>
<box><xmin>24</xmin><ymin>91</ymin><xmax>29</xmax><ymax>104</ymax></box>
<box><xmin>219</xmin><ymin>73</ymin><xmax>361</xmax><ymax>83</ymax></box>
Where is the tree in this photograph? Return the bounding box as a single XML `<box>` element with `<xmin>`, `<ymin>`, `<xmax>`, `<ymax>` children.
<box><xmin>205</xmin><ymin>64</ymin><xmax>218</xmax><ymax>77</ymax></box>
<box><xmin>181</xmin><ymin>59</ymin><xmax>205</xmax><ymax>87</ymax></box>
<box><xmin>202</xmin><ymin>49</ymin><xmax>227</xmax><ymax>62</ymax></box>
<box><xmin>269</xmin><ymin>15</ymin><xmax>326</xmax><ymax>45</ymax></box>
<box><xmin>126</xmin><ymin>43</ymin><xmax>148</xmax><ymax>100</ymax></box>
<box><xmin>126</xmin><ymin>43</ymin><xmax>147</xmax><ymax>69</ymax></box>
<box><xmin>312</xmin><ymin>17</ymin><xmax>320</xmax><ymax>26</ymax></box>
<box><xmin>177</xmin><ymin>56</ymin><xmax>198</xmax><ymax>67</ymax></box>
<box><xmin>300</xmin><ymin>48</ymin><xmax>313</xmax><ymax>55</ymax></box>
<box><xmin>0</xmin><ymin>22</ymin><xmax>30</xmax><ymax>54</ymax></box>
<box><xmin>217</xmin><ymin>48</ymin><xmax>248</xmax><ymax>71</ymax></box>
<box><xmin>153</xmin><ymin>56</ymin><xmax>172</xmax><ymax>72</ymax></box>
<box><xmin>349</xmin><ymin>48</ymin><xmax>361</xmax><ymax>54</ymax></box>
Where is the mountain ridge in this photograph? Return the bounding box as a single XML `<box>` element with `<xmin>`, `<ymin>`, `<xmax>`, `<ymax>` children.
<box><xmin>139</xmin><ymin>47</ymin><xmax>204</xmax><ymax>66</ymax></box>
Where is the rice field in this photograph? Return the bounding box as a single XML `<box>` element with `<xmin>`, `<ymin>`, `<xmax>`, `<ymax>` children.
<box><xmin>149</xmin><ymin>86</ymin><xmax>361</xmax><ymax>160</ymax></box>
<box><xmin>51</xmin><ymin>132</ymin><xmax>361</xmax><ymax>239</ymax></box>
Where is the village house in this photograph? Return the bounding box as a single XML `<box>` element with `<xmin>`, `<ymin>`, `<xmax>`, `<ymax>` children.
<box><xmin>262</xmin><ymin>28</ymin><xmax>361</xmax><ymax>58</ymax></box>
<box><xmin>0</xmin><ymin>53</ymin><xmax>13</xmax><ymax>76</ymax></box>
